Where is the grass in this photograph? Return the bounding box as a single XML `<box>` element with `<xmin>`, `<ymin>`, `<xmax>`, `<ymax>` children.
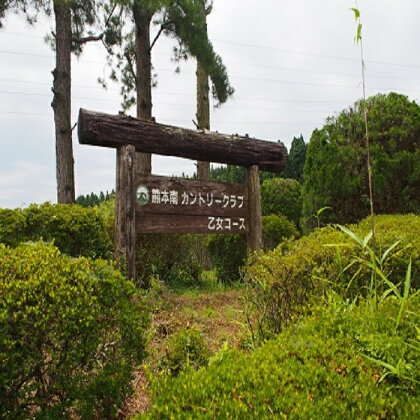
<box><xmin>120</xmin><ymin>284</ymin><xmax>246</xmax><ymax>418</ymax></box>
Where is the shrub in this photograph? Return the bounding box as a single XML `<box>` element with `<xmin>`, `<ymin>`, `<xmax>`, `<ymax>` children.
<box><xmin>0</xmin><ymin>208</ymin><xmax>26</xmax><ymax>247</ymax></box>
<box><xmin>158</xmin><ymin>328</ymin><xmax>210</xmax><ymax>376</ymax></box>
<box><xmin>207</xmin><ymin>234</ymin><xmax>247</xmax><ymax>284</ymax></box>
<box><xmin>0</xmin><ymin>202</ymin><xmax>204</xmax><ymax>288</ymax></box>
<box><xmin>136</xmin><ymin>233</ymin><xmax>204</xmax><ymax>288</ymax></box>
<box><xmin>140</xmin><ymin>295</ymin><xmax>419</xmax><ymax>418</ymax></box>
<box><xmin>208</xmin><ymin>215</ymin><xmax>298</xmax><ymax>283</ymax></box>
<box><xmin>261</xmin><ymin>178</ymin><xmax>302</xmax><ymax>227</ymax></box>
<box><xmin>262</xmin><ymin>214</ymin><xmax>298</xmax><ymax>251</ymax></box>
<box><xmin>0</xmin><ymin>243</ymin><xmax>149</xmax><ymax>419</ymax></box>
<box><xmin>0</xmin><ymin>203</ymin><xmax>113</xmax><ymax>259</ymax></box>
<box><xmin>246</xmin><ymin>214</ymin><xmax>420</xmax><ymax>339</ymax></box>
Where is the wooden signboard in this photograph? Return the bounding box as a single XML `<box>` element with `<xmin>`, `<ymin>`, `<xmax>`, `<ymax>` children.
<box><xmin>78</xmin><ymin>109</ymin><xmax>287</xmax><ymax>281</ymax></box>
<box><xmin>135</xmin><ymin>176</ymin><xmax>248</xmax><ymax>234</ymax></box>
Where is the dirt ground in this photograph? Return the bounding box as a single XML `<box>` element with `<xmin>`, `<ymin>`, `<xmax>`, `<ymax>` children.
<box><xmin>119</xmin><ymin>289</ymin><xmax>246</xmax><ymax>418</ymax></box>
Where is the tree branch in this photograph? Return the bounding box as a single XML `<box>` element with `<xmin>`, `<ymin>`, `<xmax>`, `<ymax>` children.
<box><xmin>73</xmin><ymin>4</ymin><xmax>118</xmax><ymax>46</ymax></box>
<box><xmin>149</xmin><ymin>22</ymin><xmax>170</xmax><ymax>52</ymax></box>
<box><xmin>124</xmin><ymin>52</ymin><xmax>137</xmax><ymax>81</ymax></box>
<box><xmin>72</xmin><ymin>34</ymin><xmax>104</xmax><ymax>44</ymax></box>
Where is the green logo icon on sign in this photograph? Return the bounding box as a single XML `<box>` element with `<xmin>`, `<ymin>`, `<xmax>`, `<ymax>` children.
<box><xmin>136</xmin><ymin>185</ymin><xmax>149</xmax><ymax>206</ymax></box>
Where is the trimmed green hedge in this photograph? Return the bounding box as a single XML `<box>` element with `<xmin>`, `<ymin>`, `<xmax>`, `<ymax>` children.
<box><xmin>0</xmin><ymin>243</ymin><xmax>149</xmax><ymax>419</ymax></box>
<box><xmin>140</xmin><ymin>294</ymin><xmax>419</xmax><ymax>418</ymax></box>
<box><xmin>0</xmin><ymin>203</ymin><xmax>112</xmax><ymax>258</ymax></box>
<box><xmin>246</xmin><ymin>214</ymin><xmax>420</xmax><ymax>337</ymax></box>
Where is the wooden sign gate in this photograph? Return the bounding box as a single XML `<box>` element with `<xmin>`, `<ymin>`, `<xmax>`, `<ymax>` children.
<box><xmin>78</xmin><ymin>109</ymin><xmax>287</xmax><ymax>281</ymax></box>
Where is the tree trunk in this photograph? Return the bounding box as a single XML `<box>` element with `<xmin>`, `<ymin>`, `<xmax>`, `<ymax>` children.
<box><xmin>133</xmin><ymin>5</ymin><xmax>152</xmax><ymax>177</ymax></box>
<box><xmin>115</xmin><ymin>145</ymin><xmax>136</xmax><ymax>281</ymax></box>
<box><xmin>247</xmin><ymin>165</ymin><xmax>263</xmax><ymax>254</ymax></box>
<box><xmin>196</xmin><ymin>61</ymin><xmax>210</xmax><ymax>180</ymax></box>
<box><xmin>196</xmin><ymin>1</ymin><xmax>210</xmax><ymax>181</ymax></box>
<box><xmin>78</xmin><ymin>109</ymin><xmax>287</xmax><ymax>173</ymax></box>
<box><xmin>52</xmin><ymin>0</ymin><xmax>75</xmax><ymax>203</ymax></box>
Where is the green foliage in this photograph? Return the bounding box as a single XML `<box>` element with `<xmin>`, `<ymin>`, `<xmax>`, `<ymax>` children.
<box><xmin>136</xmin><ymin>233</ymin><xmax>204</xmax><ymax>288</ymax></box>
<box><xmin>284</xmin><ymin>135</ymin><xmax>307</xmax><ymax>183</ymax></box>
<box><xmin>0</xmin><ymin>0</ymin><xmax>100</xmax><ymax>54</ymax></box>
<box><xmin>102</xmin><ymin>0</ymin><xmax>233</xmax><ymax>110</ymax></box>
<box><xmin>76</xmin><ymin>189</ymin><xmax>114</xmax><ymax>207</ymax></box>
<box><xmin>262</xmin><ymin>214</ymin><xmax>298</xmax><ymax>251</ymax></box>
<box><xmin>163</xmin><ymin>0</ymin><xmax>234</xmax><ymax>105</ymax></box>
<box><xmin>0</xmin><ymin>208</ymin><xmax>26</xmax><ymax>247</ymax></box>
<box><xmin>208</xmin><ymin>215</ymin><xmax>298</xmax><ymax>283</ymax></box>
<box><xmin>140</xmin><ymin>295</ymin><xmax>419</xmax><ymax>418</ymax></box>
<box><xmin>246</xmin><ymin>214</ymin><xmax>420</xmax><ymax>339</ymax></box>
<box><xmin>158</xmin><ymin>328</ymin><xmax>210</xmax><ymax>376</ymax></box>
<box><xmin>210</xmin><ymin>164</ymin><xmax>280</xmax><ymax>185</ymax></box>
<box><xmin>261</xmin><ymin>177</ymin><xmax>303</xmax><ymax>227</ymax></box>
<box><xmin>210</xmin><ymin>165</ymin><xmax>246</xmax><ymax>184</ymax></box>
<box><xmin>303</xmin><ymin>93</ymin><xmax>420</xmax><ymax>225</ymax></box>
<box><xmin>207</xmin><ymin>234</ymin><xmax>247</xmax><ymax>284</ymax></box>
<box><xmin>0</xmin><ymin>242</ymin><xmax>149</xmax><ymax>419</ymax></box>
<box><xmin>0</xmin><ymin>203</ymin><xmax>113</xmax><ymax>259</ymax></box>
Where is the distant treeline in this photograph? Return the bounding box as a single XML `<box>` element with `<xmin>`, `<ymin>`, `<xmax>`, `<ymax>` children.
<box><xmin>76</xmin><ymin>190</ymin><xmax>115</xmax><ymax>207</ymax></box>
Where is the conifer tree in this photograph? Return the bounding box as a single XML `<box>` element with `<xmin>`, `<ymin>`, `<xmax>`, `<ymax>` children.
<box><xmin>101</xmin><ymin>0</ymin><xmax>234</xmax><ymax>176</ymax></box>
<box><xmin>0</xmin><ymin>0</ymin><xmax>110</xmax><ymax>203</ymax></box>
<box><xmin>284</xmin><ymin>135</ymin><xmax>307</xmax><ymax>183</ymax></box>
<box><xmin>195</xmin><ymin>0</ymin><xmax>211</xmax><ymax>180</ymax></box>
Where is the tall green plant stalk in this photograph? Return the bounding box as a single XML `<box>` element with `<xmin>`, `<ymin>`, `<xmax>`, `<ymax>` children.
<box><xmin>351</xmin><ymin>3</ymin><xmax>376</xmax><ymax>250</ymax></box>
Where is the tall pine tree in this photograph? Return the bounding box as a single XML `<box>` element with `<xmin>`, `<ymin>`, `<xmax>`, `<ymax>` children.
<box><xmin>1</xmin><ymin>0</ymin><xmax>111</xmax><ymax>202</ymax></box>
<box><xmin>101</xmin><ymin>0</ymin><xmax>234</xmax><ymax>176</ymax></box>
<box><xmin>284</xmin><ymin>135</ymin><xmax>307</xmax><ymax>183</ymax></box>
<box><xmin>195</xmin><ymin>0</ymin><xmax>211</xmax><ymax>180</ymax></box>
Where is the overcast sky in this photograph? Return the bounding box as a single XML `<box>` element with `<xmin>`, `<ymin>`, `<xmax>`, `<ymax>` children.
<box><xmin>0</xmin><ymin>0</ymin><xmax>419</xmax><ymax>208</ymax></box>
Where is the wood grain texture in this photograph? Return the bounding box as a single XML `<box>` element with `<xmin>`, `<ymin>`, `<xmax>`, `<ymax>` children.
<box><xmin>78</xmin><ymin>109</ymin><xmax>287</xmax><ymax>173</ymax></box>
<box><xmin>135</xmin><ymin>176</ymin><xmax>248</xmax><ymax>233</ymax></box>
<box><xmin>136</xmin><ymin>175</ymin><xmax>248</xmax><ymax>217</ymax></box>
<box><xmin>247</xmin><ymin>165</ymin><xmax>263</xmax><ymax>253</ymax></box>
<box><xmin>115</xmin><ymin>145</ymin><xmax>136</xmax><ymax>281</ymax></box>
<box><xmin>136</xmin><ymin>214</ymin><xmax>248</xmax><ymax>234</ymax></box>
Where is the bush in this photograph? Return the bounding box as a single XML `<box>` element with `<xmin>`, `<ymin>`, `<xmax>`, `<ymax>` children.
<box><xmin>0</xmin><ymin>243</ymin><xmax>149</xmax><ymax>419</ymax></box>
<box><xmin>0</xmin><ymin>202</ymin><xmax>204</xmax><ymax>288</ymax></box>
<box><xmin>207</xmin><ymin>234</ymin><xmax>247</xmax><ymax>284</ymax></box>
<box><xmin>140</xmin><ymin>295</ymin><xmax>419</xmax><ymax>418</ymax></box>
<box><xmin>0</xmin><ymin>203</ymin><xmax>113</xmax><ymax>259</ymax></box>
<box><xmin>261</xmin><ymin>178</ymin><xmax>302</xmax><ymax>227</ymax></box>
<box><xmin>208</xmin><ymin>215</ymin><xmax>299</xmax><ymax>283</ymax></box>
<box><xmin>246</xmin><ymin>214</ymin><xmax>420</xmax><ymax>339</ymax></box>
<box><xmin>136</xmin><ymin>233</ymin><xmax>205</xmax><ymax>288</ymax></box>
<box><xmin>158</xmin><ymin>328</ymin><xmax>210</xmax><ymax>376</ymax></box>
<box><xmin>262</xmin><ymin>214</ymin><xmax>298</xmax><ymax>251</ymax></box>
<box><xmin>0</xmin><ymin>208</ymin><xmax>26</xmax><ymax>247</ymax></box>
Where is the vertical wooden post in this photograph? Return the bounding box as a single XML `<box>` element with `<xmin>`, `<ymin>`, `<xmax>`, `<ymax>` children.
<box><xmin>115</xmin><ymin>144</ymin><xmax>136</xmax><ymax>281</ymax></box>
<box><xmin>247</xmin><ymin>165</ymin><xmax>263</xmax><ymax>254</ymax></box>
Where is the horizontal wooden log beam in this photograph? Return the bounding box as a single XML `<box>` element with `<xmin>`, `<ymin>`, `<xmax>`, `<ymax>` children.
<box><xmin>78</xmin><ymin>109</ymin><xmax>287</xmax><ymax>173</ymax></box>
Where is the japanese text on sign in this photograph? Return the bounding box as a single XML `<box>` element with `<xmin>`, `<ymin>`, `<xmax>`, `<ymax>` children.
<box><xmin>207</xmin><ymin>217</ymin><xmax>246</xmax><ymax>231</ymax></box>
<box><xmin>149</xmin><ymin>189</ymin><xmax>244</xmax><ymax>209</ymax></box>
